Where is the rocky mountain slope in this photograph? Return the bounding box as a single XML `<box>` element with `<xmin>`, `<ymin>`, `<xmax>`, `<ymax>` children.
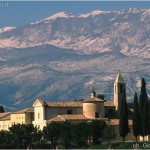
<box><xmin>0</xmin><ymin>8</ymin><xmax>150</xmax><ymax>110</ymax></box>
<box><xmin>0</xmin><ymin>8</ymin><xmax>150</xmax><ymax>58</ymax></box>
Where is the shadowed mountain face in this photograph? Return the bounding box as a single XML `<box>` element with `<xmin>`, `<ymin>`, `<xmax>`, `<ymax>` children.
<box><xmin>0</xmin><ymin>8</ymin><xmax>150</xmax><ymax>111</ymax></box>
<box><xmin>0</xmin><ymin>45</ymin><xmax>149</xmax><ymax>111</ymax></box>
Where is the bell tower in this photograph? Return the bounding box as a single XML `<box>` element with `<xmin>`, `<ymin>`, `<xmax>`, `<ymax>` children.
<box><xmin>114</xmin><ymin>73</ymin><xmax>126</xmax><ymax>111</ymax></box>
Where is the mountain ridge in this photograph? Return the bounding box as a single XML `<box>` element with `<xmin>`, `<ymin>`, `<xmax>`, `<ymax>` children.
<box><xmin>0</xmin><ymin>8</ymin><xmax>150</xmax><ymax>111</ymax></box>
<box><xmin>0</xmin><ymin>8</ymin><xmax>150</xmax><ymax>58</ymax></box>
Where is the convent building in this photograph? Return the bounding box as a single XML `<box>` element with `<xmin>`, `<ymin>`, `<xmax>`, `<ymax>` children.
<box><xmin>0</xmin><ymin>73</ymin><xmax>146</xmax><ymax>141</ymax></box>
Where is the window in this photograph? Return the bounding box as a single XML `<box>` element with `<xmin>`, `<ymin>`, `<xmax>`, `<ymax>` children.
<box><xmin>95</xmin><ymin>112</ymin><xmax>99</xmax><ymax>118</ymax></box>
<box><xmin>38</xmin><ymin>125</ymin><xmax>40</xmax><ymax>129</ymax></box>
<box><xmin>38</xmin><ymin>113</ymin><xmax>40</xmax><ymax>119</ymax></box>
<box><xmin>120</xmin><ymin>85</ymin><xmax>123</xmax><ymax>93</ymax></box>
<box><xmin>67</xmin><ymin>110</ymin><xmax>72</xmax><ymax>114</ymax></box>
<box><xmin>115</xmin><ymin>86</ymin><xmax>116</xmax><ymax>93</ymax></box>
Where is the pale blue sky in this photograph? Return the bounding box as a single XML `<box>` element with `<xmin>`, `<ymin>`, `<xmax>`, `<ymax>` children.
<box><xmin>0</xmin><ymin>1</ymin><xmax>150</xmax><ymax>28</ymax></box>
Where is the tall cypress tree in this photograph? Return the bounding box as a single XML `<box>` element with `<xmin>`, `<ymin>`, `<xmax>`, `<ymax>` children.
<box><xmin>132</xmin><ymin>92</ymin><xmax>140</xmax><ymax>141</ymax></box>
<box><xmin>139</xmin><ymin>78</ymin><xmax>149</xmax><ymax>141</ymax></box>
<box><xmin>119</xmin><ymin>89</ymin><xmax>129</xmax><ymax>142</ymax></box>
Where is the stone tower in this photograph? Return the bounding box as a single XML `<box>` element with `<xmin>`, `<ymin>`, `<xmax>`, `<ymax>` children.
<box><xmin>114</xmin><ymin>73</ymin><xmax>126</xmax><ymax>111</ymax></box>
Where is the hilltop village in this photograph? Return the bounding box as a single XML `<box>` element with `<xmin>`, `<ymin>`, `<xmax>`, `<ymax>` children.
<box><xmin>0</xmin><ymin>73</ymin><xmax>149</xmax><ymax>142</ymax></box>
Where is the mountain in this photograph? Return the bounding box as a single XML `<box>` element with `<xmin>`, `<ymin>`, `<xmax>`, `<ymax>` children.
<box><xmin>0</xmin><ymin>44</ymin><xmax>149</xmax><ymax>111</ymax></box>
<box><xmin>0</xmin><ymin>8</ymin><xmax>150</xmax><ymax>58</ymax></box>
<box><xmin>0</xmin><ymin>8</ymin><xmax>150</xmax><ymax>111</ymax></box>
<box><xmin>0</xmin><ymin>27</ymin><xmax>16</xmax><ymax>34</ymax></box>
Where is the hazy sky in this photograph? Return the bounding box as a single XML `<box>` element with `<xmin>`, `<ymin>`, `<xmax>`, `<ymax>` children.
<box><xmin>0</xmin><ymin>1</ymin><xmax>150</xmax><ymax>28</ymax></box>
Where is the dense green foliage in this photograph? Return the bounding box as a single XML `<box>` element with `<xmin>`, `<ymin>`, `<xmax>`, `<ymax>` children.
<box><xmin>139</xmin><ymin>78</ymin><xmax>149</xmax><ymax>140</ymax></box>
<box><xmin>132</xmin><ymin>92</ymin><xmax>140</xmax><ymax>141</ymax></box>
<box><xmin>9</xmin><ymin>124</ymin><xmax>42</xmax><ymax>148</ymax></box>
<box><xmin>97</xmin><ymin>94</ymin><xmax>105</xmax><ymax>100</ymax></box>
<box><xmin>90</xmin><ymin>120</ymin><xmax>106</xmax><ymax>144</ymax></box>
<box><xmin>119</xmin><ymin>89</ymin><xmax>129</xmax><ymax>142</ymax></box>
<box><xmin>0</xmin><ymin>120</ymin><xmax>109</xmax><ymax>149</ymax></box>
<box><xmin>127</xmin><ymin>102</ymin><xmax>134</xmax><ymax>109</ymax></box>
<box><xmin>43</xmin><ymin>122</ymin><xmax>60</xmax><ymax>149</ymax></box>
<box><xmin>72</xmin><ymin>122</ymin><xmax>89</xmax><ymax>148</ymax></box>
<box><xmin>0</xmin><ymin>105</ymin><xmax>4</xmax><ymax>113</ymax></box>
<box><xmin>59</xmin><ymin>122</ymin><xmax>72</xmax><ymax>148</ymax></box>
<box><xmin>103</xmin><ymin>125</ymin><xmax>115</xmax><ymax>143</ymax></box>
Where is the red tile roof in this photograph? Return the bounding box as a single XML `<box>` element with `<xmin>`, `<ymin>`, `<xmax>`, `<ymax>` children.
<box><xmin>83</xmin><ymin>97</ymin><xmax>105</xmax><ymax>103</ymax></box>
<box><xmin>0</xmin><ymin>112</ymin><xmax>11</xmax><ymax>121</ymax></box>
<box><xmin>108</xmin><ymin>119</ymin><xmax>132</xmax><ymax>126</ymax></box>
<box><xmin>46</xmin><ymin>101</ymin><xmax>83</xmax><ymax>107</ymax></box>
<box><xmin>47</xmin><ymin>114</ymin><xmax>90</xmax><ymax>123</ymax></box>
<box><xmin>13</xmin><ymin>108</ymin><xmax>34</xmax><ymax>114</ymax></box>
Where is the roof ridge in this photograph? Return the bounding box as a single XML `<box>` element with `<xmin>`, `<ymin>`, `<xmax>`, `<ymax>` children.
<box><xmin>58</xmin><ymin>115</ymin><xmax>65</xmax><ymax>121</ymax></box>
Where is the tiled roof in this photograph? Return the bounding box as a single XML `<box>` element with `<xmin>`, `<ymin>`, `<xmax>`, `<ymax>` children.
<box><xmin>108</xmin><ymin>119</ymin><xmax>132</xmax><ymax>126</ymax></box>
<box><xmin>104</xmin><ymin>100</ymin><xmax>115</xmax><ymax>107</ymax></box>
<box><xmin>46</xmin><ymin>101</ymin><xmax>83</xmax><ymax>107</ymax></box>
<box><xmin>35</xmin><ymin>99</ymin><xmax>114</xmax><ymax>108</ymax></box>
<box><xmin>47</xmin><ymin>114</ymin><xmax>90</xmax><ymax>123</ymax></box>
<box><xmin>83</xmin><ymin>97</ymin><xmax>105</xmax><ymax>103</ymax></box>
<box><xmin>0</xmin><ymin>112</ymin><xmax>11</xmax><ymax>121</ymax></box>
<box><xmin>13</xmin><ymin>108</ymin><xmax>34</xmax><ymax>114</ymax></box>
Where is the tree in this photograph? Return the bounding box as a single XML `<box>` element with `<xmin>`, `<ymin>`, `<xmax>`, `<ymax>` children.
<box><xmin>139</xmin><ymin>78</ymin><xmax>149</xmax><ymax>141</ymax></box>
<box><xmin>9</xmin><ymin>124</ymin><xmax>39</xmax><ymax>148</ymax></box>
<box><xmin>119</xmin><ymin>89</ymin><xmax>129</xmax><ymax>142</ymax></box>
<box><xmin>97</xmin><ymin>94</ymin><xmax>105</xmax><ymax>100</ymax></box>
<box><xmin>0</xmin><ymin>105</ymin><xmax>4</xmax><ymax>113</ymax></box>
<box><xmin>23</xmin><ymin>124</ymin><xmax>38</xmax><ymax>148</ymax></box>
<box><xmin>103</xmin><ymin>125</ymin><xmax>115</xmax><ymax>143</ymax></box>
<box><xmin>72</xmin><ymin>122</ymin><xmax>89</xmax><ymax>148</ymax></box>
<box><xmin>43</xmin><ymin>122</ymin><xmax>60</xmax><ymax>149</ymax></box>
<box><xmin>90</xmin><ymin>120</ymin><xmax>106</xmax><ymax>145</ymax></box>
<box><xmin>32</xmin><ymin>128</ymin><xmax>43</xmax><ymax>145</ymax></box>
<box><xmin>59</xmin><ymin>122</ymin><xmax>72</xmax><ymax>148</ymax></box>
<box><xmin>132</xmin><ymin>92</ymin><xmax>140</xmax><ymax>141</ymax></box>
<box><xmin>0</xmin><ymin>130</ymin><xmax>13</xmax><ymax>148</ymax></box>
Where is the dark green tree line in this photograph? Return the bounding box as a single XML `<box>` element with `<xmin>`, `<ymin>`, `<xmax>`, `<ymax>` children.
<box><xmin>43</xmin><ymin>122</ymin><xmax>60</xmax><ymax>149</ymax></box>
<box><xmin>90</xmin><ymin>120</ymin><xmax>106</xmax><ymax>144</ymax></box>
<box><xmin>0</xmin><ymin>120</ymin><xmax>115</xmax><ymax>149</ymax></box>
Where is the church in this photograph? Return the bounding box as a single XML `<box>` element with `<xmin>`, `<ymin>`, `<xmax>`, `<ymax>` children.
<box><xmin>0</xmin><ymin>73</ymin><xmax>139</xmax><ymax>141</ymax></box>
